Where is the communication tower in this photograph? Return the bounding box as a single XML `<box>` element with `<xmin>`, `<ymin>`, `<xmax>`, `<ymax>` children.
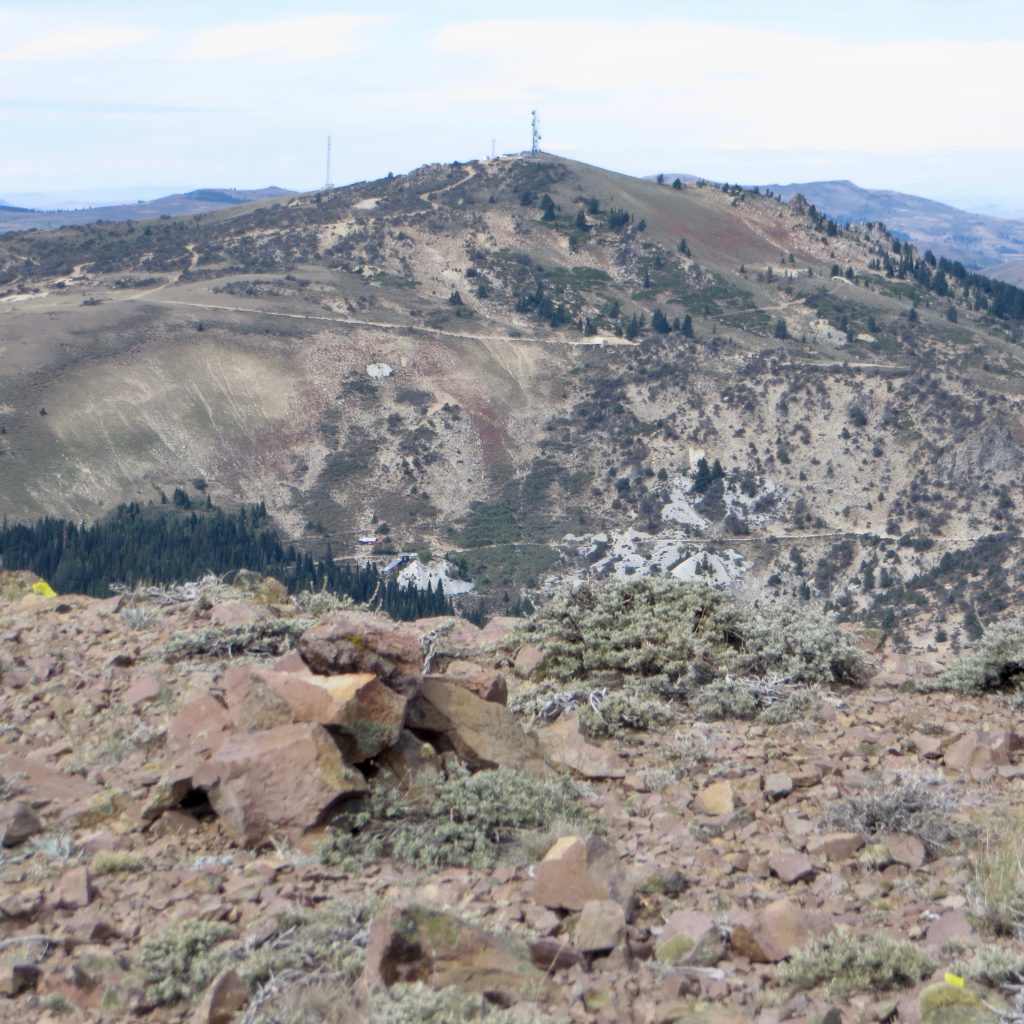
<box><xmin>531</xmin><ymin>110</ymin><xmax>541</xmax><ymax>156</ymax></box>
<box><xmin>325</xmin><ymin>136</ymin><xmax>333</xmax><ymax>189</ymax></box>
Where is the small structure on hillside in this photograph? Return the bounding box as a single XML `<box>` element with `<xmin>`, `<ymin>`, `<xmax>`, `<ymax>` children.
<box><xmin>357</xmin><ymin>535</ymin><xmax>379</xmax><ymax>545</ymax></box>
<box><xmin>367</xmin><ymin>363</ymin><xmax>394</xmax><ymax>379</ymax></box>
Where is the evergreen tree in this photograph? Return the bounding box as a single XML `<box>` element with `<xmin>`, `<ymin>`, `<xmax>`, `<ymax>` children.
<box><xmin>773</xmin><ymin>318</ymin><xmax>788</xmax><ymax>339</ymax></box>
<box><xmin>691</xmin><ymin>457</ymin><xmax>712</xmax><ymax>494</ymax></box>
<box><xmin>681</xmin><ymin>314</ymin><xmax>694</xmax><ymax>338</ymax></box>
<box><xmin>672</xmin><ymin>178</ymin><xmax>682</xmax><ymax>190</ymax></box>
<box><xmin>651</xmin><ymin>309</ymin><xmax>670</xmax><ymax>334</ymax></box>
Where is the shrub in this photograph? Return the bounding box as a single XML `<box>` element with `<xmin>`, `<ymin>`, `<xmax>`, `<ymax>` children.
<box><xmin>934</xmin><ymin>618</ymin><xmax>1024</xmax><ymax>693</ymax></box>
<box><xmin>511</xmin><ymin>579</ymin><xmax>865</xmax><ymax>735</ymax></box>
<box><xmin>135</xmin><ymin>919</ymin><xmax>236</xmax><ymax>1005</ymax></box>
<box><xmin>319</xmin><ymin>765</ymin><xmax>592</xmax><ymax>870</ymax></box>
<box><xmin>822</xmin><ymin>775</ymin><xmax>961</xmax><ymax>857</ymax></box>
<box><xmin>91</xmin><ymin>850</ymin><xmax>145</xmax><ymax>876</ymax></box>
<box><xmin>969</xmin><ymin>812</ymin><xmax>1024</xmax><ymax>937</ymax></box>
<box><xmin>778</xmin><ymin>930</ymin><xmax>934</xmax><ymax>995</ymax></box>
<box><xmin>369</xmin><ymin>983</ymin><xmax>553</xmax><ymax>1022</ymax></box>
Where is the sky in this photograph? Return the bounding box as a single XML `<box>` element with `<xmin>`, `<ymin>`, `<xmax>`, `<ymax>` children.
<box><xmin>4</xmin><ymin>0</ymin><xmax>1024</xmax><ymax>212</ymax></box>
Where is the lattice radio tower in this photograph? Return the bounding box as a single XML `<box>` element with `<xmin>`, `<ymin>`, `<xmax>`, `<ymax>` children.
<box><xmin>325</xmin><ymin>135</ymin><xmax>333</xmax><ymax>189</ymax></box>
<box><xmin>531</xmin><ymin>110</ymin><xmax>541</xmax><ymax>156</ymax></box>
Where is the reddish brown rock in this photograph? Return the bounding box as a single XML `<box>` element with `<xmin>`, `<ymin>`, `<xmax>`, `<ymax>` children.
<box><xmin>297</xmin><ymin>611</ymin><xmax>424</xmax><ymax>695</ymax></box>
<box><xmin>376</xmin><ymin>730</ymin><xmax>441</xmax><ymax>795</ymax></box>
<box><xmin>769</xmin><ymin>850</ymin><xmax>815</xmax><ymax>885</ymax></box>
<box><xmin>536</xmin><ymin>715</ymin><xmax>626</xmax><ymax>779</ymax></box>
<box><xmin>191</xmin><ymin>967</ymin><xmax>249</xmax><ymax>1024</ymax></box>
<box><xmin>362</xmin><ymin>905</ymin><xmax>552</xmax><ymax>1002</ymax></box>
<box><xmin>407</xmin><ymin>677</ymin><xmax>543</xmax><ymax>770</ymax></box>
<box><xmin>0</xmin><ymin>801</ymin><xmax>42</xmax><ymax>847</ymax></box>
<box><xmin>436</xmin><ymin>660</ymin><xmax>507</xmax><ymax>704</ymax></box>
<box><xmin>883</xmin><ymin>833</ymin><xmax>927</xmax><ymax>870</ymax></box>
<box><xmin>52</xmin><ymin>865</ymin><xmax>94</xmax><ymax>910</ymax></box>
<box><xmin>944</xmin><ymin>729</ymin><xmax>1012</xmax><ymax>772</ymax></box>
<box><xmin>221</xmin><ymin>669</ymin><xmax>293</xmax><ymax>733</ymax></box>
<box><xmin>576</xmin><ymin>899</ymin><xmax>626</xmax><ymax>953</ymax></box>
<box><xmin>125</xmin><ymin>673</ymin><xmax>161</xmax><ymax>706</ymax></box>
<box><xmin>527</xmin><ymin>938</ymin><xmax>580</xmax><ymax>971</ymax></box>
<box><xmin>0</xmin><ymin>961</ymin><xmax>39</xmax><ymax>997</ymax></box>
<box><xmin>168</xmin><ymin>693</ymin><xmax>233</xmax><ymax>759</ymax></box>
<box><xmin>925</xmin><ymin>909</ymin><xmax>974</xmax><ymax>949</ymax></box>
<box><xmin>806</xmin><ymin>832</ymin><xmax>865</xmax><ymax>861</ymax></box>
<box><xmin>205</xmin><ymin>723</ymin><xmax>368</xmax><ymax>846</ymax></box>
<box><xmin>261</xmin><ymin>670</ymin><xmax>406</xmax><ymax>761</ymax></box>
<box><xmin>533</xmin><ymin>836</ymin><xmax>611</xmax><ymax>911</ymax></box>
<box><xmin>514</xmin><ymin>646</ymin><xmax>547</xmax><ymax>680</ymax></box>
<box><xmin>209</xmin><ymin>601</ymin><xmax>263</xmax><ymax>628</ymax></box>
<box><xmin>730</xmin><ymin>899</ymin><xmax>813</xmax><ymax>963</ymax></box>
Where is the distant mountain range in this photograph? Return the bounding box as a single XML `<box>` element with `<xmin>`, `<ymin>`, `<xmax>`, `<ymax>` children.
<box><xmin>0</xmin><ymin>187</ymin><xmax>296</xmax><ymax>234</ymax></box>
<box><xmin>652</xmin><ymin>174</ymin><xmax>1024</xmax><ymax>285</ymax></box>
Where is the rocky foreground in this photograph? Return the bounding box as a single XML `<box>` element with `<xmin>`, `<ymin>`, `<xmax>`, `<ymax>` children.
<box><xmin>0</xmin><ymin>572</ymin><xmax>1020</xmax><ymax>1023</ymax></box>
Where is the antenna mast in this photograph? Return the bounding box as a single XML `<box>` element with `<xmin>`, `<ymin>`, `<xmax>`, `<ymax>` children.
<box><xmin>325</xmin><ymin>135</ymin><xmax>333</xmax><ymax>189</ymax></box>
<box><xmin>531</xmin><ymin>110</ymin><xmax>541</xmax><ymax>156</ymax></box>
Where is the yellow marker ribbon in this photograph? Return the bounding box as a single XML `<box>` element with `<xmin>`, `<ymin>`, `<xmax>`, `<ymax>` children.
<box><xmin>944</xmin><ymin>972</ymin><xmax>965</xmax><ymax>988</ymax></box>
<box><xmin>32</xmin><ymin>580</ymin><xmax>57</xmax><ymax>598</ymax></box>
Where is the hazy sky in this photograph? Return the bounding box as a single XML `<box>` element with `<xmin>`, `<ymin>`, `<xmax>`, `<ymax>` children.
<box><xmin>4</xmin><ymin>0</ymin><xmax>1024</xmax><ymax>210</ymax></box>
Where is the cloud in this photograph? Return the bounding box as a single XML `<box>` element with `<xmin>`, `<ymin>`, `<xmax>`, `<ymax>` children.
<box><xmin>184</xmin><ymin>14</ymin><xmax>386</xmax><ymax>63</ymax></box>
<box><xmin>0</xmin><ymin>26</ymin><xmax>150</xmax><ymax>62</ymax></box>
<box><xmin>431</xmin><ymin>18</ymin><xmax>1024</xmax><ymax>155</ymax></box>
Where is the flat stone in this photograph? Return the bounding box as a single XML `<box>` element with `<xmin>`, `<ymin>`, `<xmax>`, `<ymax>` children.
<box><xmin>730</xmin><ymin>898</ymin><xmax>812</xmax><ymax>963</ymax></box>
<box><xmin>527</xmin><ymin>938</ymin><xmax>580</xmax><ymax>971</ymax></box>
<box><xmin>362</xmin><ymin>905</ymin><xmax>553</xmax><ymax>1003</ymax></box>
<box><xmin>883</xmin><ymin>833</ymin><xmax>927</xmax><ymax>870</ymax></box>
<box><xmin>52</xmin><ymin>865</ymin><xmax>93</xmax><ymax>910</ymax></box>
<box><xmin>924</xmin><ymin>909</ymin><xmax>973</xmax><ymax>950</ymax></box>
<box><xmin>533</xmin><ymin>836</ymin><xmax>611</xmax><ymax>912</ymax></box>
<box><xmin>806</xmin><ymin>832</ymin><xmax>865</xmax><ymax>860</ymax></box>
<box><xmin>298</xmin><ymin>611</ymin><xmax>424</xmax><ymax>695</ymax></box>
<box><xmin>168</xmin><ymin>693</ymin><xmax>233</xmax><ymax>759</ymax></box>
<box><xmin>769</xmin><ymin>849</ymin><xmax>815</xmax><ymax>885</ymax></box>
<box><xmin>694</xmin><ymin>781</ymin><xmax>734</xmax><ymax>816</ymax></box>
<box><xmin>191</xmin><ymin>967</ymin><xmax>249</xmax><ymax>1024</ymax></box>
<box><xmin>575</xmin><ymin>899</ymin><xmax>625</xmax><ymax>953</ymax></box>
<box><xmin>436</xmin><ymin>660</ymin><xmax>508</xmax><ymax>704</ymax></box>
<box><xmin>944</xmin><ymin>730</ymin><xmax>1012</xmax><ymax>772</ymax></box>
<box><xmin>536</xmin><ymin>715</ymin><xmax>626</xmax><ymax>779</ymax></box>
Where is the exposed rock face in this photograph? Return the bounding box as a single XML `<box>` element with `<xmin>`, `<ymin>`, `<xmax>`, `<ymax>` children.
<box><xmin>0</xmin><ymin>801</ymin><xmax>42</xmax><ymax>847</ymax></box>
<box><xmin>298</xmin><ymin>611</ymin><xmax>425</xmax><ymax>695</ymax></box>
<box><xmin>536</xmin><ymin>715</ymin><xmax>626</xmax><ymax>779</ymax></box>
<box><xmin>204</xmin><ymin>723</ymin><xmax>368</xmax><ymax>846</ymax></box>
<box><xmin>575</xmin><ymin>899</ymin><xmax>625</xmax><ymax>953</ymax></box>
<box><xmin>362</xmin><ymin>905</ymin><xmax>552</xmax><ymax>1002</ymax></box>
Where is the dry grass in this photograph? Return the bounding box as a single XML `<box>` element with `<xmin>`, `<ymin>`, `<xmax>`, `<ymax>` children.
<box><xmin>970</xmin><ymin>812</ymin><xmax>1024</xmax><ymax>938</ymax></box>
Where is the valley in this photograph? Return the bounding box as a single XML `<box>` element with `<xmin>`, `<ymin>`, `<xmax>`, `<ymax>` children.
<box><xmin>2</xmin><ymin>155</ymin><xmax>1024</xmax><ymax>650</ymax></box>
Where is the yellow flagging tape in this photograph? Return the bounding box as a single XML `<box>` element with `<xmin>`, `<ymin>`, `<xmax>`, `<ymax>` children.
<box><xmin>944</xmin><ymin>973</ymin><xmax>965</xmax><ymax>988</ymax></box>
<box><xmin>32</xmin><ymin>580</ymin><xmax>57</xmax><ymax>598</ymax></box>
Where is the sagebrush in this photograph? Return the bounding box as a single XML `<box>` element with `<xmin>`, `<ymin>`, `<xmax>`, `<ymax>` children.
<box><xmin>319</xmin><ymin>764</ymin><xmax>592</xmax><ymax>870</ymax></box>
<box><xmin>512</xmin><ymin>579</ymin><xmax>865</xmax><ymax>734</ymax></box>
<box><xmin>934</xmin><ymin>618</ymin><xmax>1024</xmax><ymax>693</ymax></box>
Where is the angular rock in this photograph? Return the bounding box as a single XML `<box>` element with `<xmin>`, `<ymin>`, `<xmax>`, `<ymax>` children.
<box><xmin>192</xmin><ymin>967</ymin><xmax>249</xmax><ymax>1024</ymax></box>
<box><xmin>527</xmin><ymin>938</ymin><xmax>580</xmax><ymax>971</ymax></box>
<box><xmin>52</xmin><ymin>865</ymin><xmax>93</xmax><ymax>910</ymax></box>
<box><xmin>533</xmin><ymin>836</ymin><xmax>611</xmax><ymax>911</ymax></box>
<box><xmin>209</xmin><ymin>601</ymin><xmax>262</xmax><ymax>628</ymax></box>
<box><xmin>944</xmin><ymin>729</ymin><xmax>1012</xmax><ymax>772</ymax></box>
<box><xmin>536</xmin><ymin>715</ymin><xmax>626</xmax><ymax>779</ymax></box>
<box><xmin>205</xmin><ymin>723</ymin><xmax>368</xmax><ymax>846</ymax></box>
<box><xmin>694</xmin><ymin>780</ymin><xmax>734</xmax><ymax>816</ymax></box>
<box><xmin>376</xmin><ymin>730</ymin><xmax>441</xmax><ymax>794</ymax></box>
<box><xmin>575</xmin><ymin>899</ymin><xmax>625</xmax><ymax>954</ymax></box>
<box><xmin>0</xmin><ymin>961</ymin><xmax>39</xmax><ymax>997</ymax></box>
<box><xmin>883</xmin><ymin>833</ymin><xmax>927</xmax><ymax>870</ymax></box>
<box><xmin>763</xmin><ymin>772</ymin><xmax>794</xmax><ymax>800</ymax></box>
<box><xmin>514</xmin><ymin>646</ymin><xmax>547</xmax><ymax>680</ymax></box>
<box><xmin>407</xmin><ymin>677</ymin><xmax>543</xmax><ymax>770</ymax></box>
<box><xmin>262</xmin><ymin>670</ymin><xmax>406</xmax><ymax>762</ymax></box>
<box><xmin>221</xmin><ymin>669</ymin><xmax>293</xmax><ymax>733</ymax></box>
<box><xmin>440</xmin><ymin>662</ymin><xmax>508</xmax><ymax>705</ymax></box>
<box><xmin>806</xmin><ymin>832</ymin><xmax>865</xmax><ymax>861</ymax></box>
<box><xmin>362</xmin><ymin>905</ymin><xmax>552</xmax><ymax>1002</ymax></box>
<box><xmin>168</xmin><ymin>693</ymin><xmax>233</xmax><ymax>759</ymax></box>
<box><xmin>0</xmin><ymin>801</ymin><xmax>42</xmax><ymax>847</ymax></box>
<box><xmin>298</xmin><ymin>611</ymin><xmax>424</xmax><ymax>695</ymax></box>
<box><xmin>126</xmin><ymin>674</ymin><xmax>161</xmax><ymax>706</ymax></box>
<box><xmin>924</xmin><ymin>909</ymin><xmax>973</xmax><ymax>949</ymax></box>
<box><xmin>769</xmin><ymin>849</ymin><xmax>815</xmax><ymax>885</ymax></box>
<box><xmin>730</xmin><ymin>898</ymin><xmax>812</xmax><ymax>963</ymax></box>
